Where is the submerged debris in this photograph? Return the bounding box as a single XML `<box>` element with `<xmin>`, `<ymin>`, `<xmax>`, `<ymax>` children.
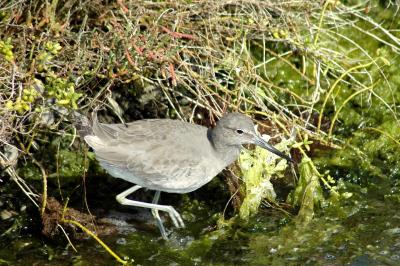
<box><xmin>41</xmin><ymin>197</ymin><xmax>117</xmax><ymax>240</ymax></box>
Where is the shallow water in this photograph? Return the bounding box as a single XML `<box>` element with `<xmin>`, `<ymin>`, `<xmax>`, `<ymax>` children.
<box><xmin>1</xmin><ymin>178</ymin><xmax>400</xmax><ymax>266</ymax></box>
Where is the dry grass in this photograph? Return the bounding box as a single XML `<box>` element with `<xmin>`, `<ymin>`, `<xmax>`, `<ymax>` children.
<box><xmin>0</xmin><ymin>0</ymin><xmax>399</xmax><ymax>233</ymax></box>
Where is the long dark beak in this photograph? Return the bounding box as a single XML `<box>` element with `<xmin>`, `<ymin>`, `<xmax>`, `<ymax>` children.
<box><xmin>254</xmin><ymin>136</ymin><xmax>293</xmax><ymax>163</ymax></box>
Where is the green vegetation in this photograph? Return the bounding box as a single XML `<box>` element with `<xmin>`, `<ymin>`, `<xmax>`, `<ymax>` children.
<box><xmin>1</xmin><ymin>0</ymin><xmax>400</xmax><ymax>265</ymax></box>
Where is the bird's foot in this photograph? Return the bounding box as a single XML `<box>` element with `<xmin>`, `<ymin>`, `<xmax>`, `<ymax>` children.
<box><xmin>165</xmin><ymin>205</ymin><xmax>185</xmax><ymax>228</ymax></box>
<box><xmin>152</xmin><ymin>205</ymin><xmax>185</xmax><ymax>240</ymax></box>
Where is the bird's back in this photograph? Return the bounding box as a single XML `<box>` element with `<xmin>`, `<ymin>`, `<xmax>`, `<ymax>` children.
<box><xmin>85</xmin><ymin>116</ymin><xmax>226</xmax><ymax>193</ymax></box>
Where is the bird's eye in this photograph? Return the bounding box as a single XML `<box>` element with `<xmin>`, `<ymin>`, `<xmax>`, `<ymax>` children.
<box><xmin>236</xmin><ymin>129</ymin><xmax>244</xmax><ymax>134</ymax></box>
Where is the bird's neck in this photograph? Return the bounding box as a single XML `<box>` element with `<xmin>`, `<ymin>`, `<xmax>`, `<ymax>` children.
<box><xmin>207</xmin><ymin>128</ymin><xmax>242</xmax><ymax>166</ymax></box>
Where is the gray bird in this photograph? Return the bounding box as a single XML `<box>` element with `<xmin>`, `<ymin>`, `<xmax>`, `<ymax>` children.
<box><xmin>80</xmin><ymin>112</ymin><xmax>292</xmax><ymax>239</ymax></box>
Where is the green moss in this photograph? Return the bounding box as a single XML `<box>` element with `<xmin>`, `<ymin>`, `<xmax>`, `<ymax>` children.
<box><xmin>18</xmin><ymin>162</ymin><xmax>43</xmax><ymax>180</ymax></box>
<box><xmin>52</xmin><ymin>149</ymin><xmax>87</xmax><ymax>179</ymax></box>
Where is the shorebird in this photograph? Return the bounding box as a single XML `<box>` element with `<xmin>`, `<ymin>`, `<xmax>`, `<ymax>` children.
<box><xmin>80</xmin><ymin>112</ymin><xmax>292</xmax><ymax>239</ymax></box>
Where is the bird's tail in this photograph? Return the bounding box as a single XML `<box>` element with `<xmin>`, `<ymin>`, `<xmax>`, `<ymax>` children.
<box><xmin>52</xmin><ymin>106</ymin><xmax>93</xmax><ymax>138</ymax></box>
<box><xmin>73</xmin><ymin>111</ymin><xmax>93</xmax><ymax>138</ymax></box>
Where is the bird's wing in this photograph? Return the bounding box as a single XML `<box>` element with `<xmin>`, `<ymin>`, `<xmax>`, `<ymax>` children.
<box><xmin>86</xmin><ymin>117</ymin><xmax>217</xmax><ymax>190</ymax></box>
<box><xmin>91</xmin><ymin>113</ymin><xmax>200</xmax><ymax>143</ymax></box>
<box><xmin>93</xmin><ymin>138</ymin><xmax>213</xmax><ymax>191</ymax></box>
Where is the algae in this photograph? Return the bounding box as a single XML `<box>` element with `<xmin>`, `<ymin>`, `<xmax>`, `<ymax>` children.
<box><xmin>238</xmin><ymin>135</ymin><xmax>291</xmax><ymax>221</ymax></box>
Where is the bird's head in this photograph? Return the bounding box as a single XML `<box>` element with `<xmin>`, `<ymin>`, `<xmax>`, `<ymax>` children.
<box><xmin>214</xmin><ymin>113</ymin><xmax>293</xmax><ymax>163</ymax></box>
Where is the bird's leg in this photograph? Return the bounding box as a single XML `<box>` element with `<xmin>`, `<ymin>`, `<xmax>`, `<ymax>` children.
<box><xmin>115</xmin><ymin>185</ymin><xmax>185</xmax><ymax>238</ymax></box>
<box><xmin>151</xmin><ymin>190</ymin><xmax>167</xmax><ymax>239</ymax></box>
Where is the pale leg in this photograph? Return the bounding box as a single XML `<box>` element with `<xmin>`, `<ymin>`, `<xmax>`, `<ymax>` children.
<box><xmin>115</xmin><ymin>185</ymin><xmax>185</xmax><ymax>239</ymax></box>
<box><xmin>151</xmin><ymin>190</ymin><xmax>167</xmax><ymax>239</ymax></box>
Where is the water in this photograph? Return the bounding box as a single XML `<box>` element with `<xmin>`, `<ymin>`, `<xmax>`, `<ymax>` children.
<box><xmin>1</xmin><ymin>177</ymin><xmax>400</xmax><ymax>265</ymax></box>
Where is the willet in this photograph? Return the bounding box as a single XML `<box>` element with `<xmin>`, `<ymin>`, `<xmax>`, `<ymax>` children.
<box><xmin>80</xmin><ymin>112</ymin><xmax>292</xmax><ymax>239</ymax></box>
